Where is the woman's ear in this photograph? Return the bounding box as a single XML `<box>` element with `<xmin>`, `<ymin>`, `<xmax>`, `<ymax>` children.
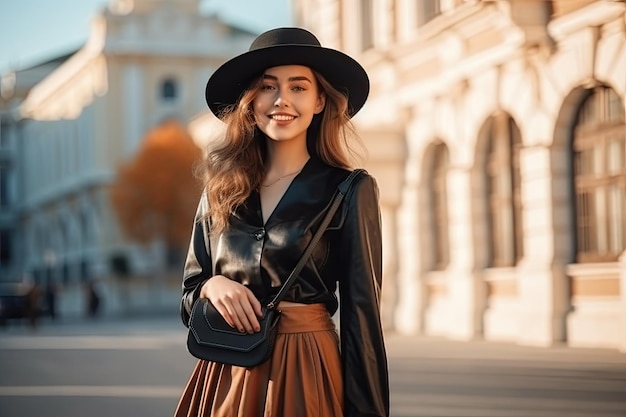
<box><xmin>314</xmin><ymin>93</ymin><xmax>326</xmax><ymax>114</ymax></box>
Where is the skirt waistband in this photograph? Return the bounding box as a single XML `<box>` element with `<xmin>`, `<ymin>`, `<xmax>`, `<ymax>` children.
<box><xmin>276</xmin><ymin>303</ymin><xmax>336</xmax><ymax>334</ymax></box>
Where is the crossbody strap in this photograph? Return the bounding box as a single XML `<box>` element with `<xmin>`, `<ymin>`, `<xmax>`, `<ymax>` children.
<box><xmin>266</xmin><ymin>168</ymin><xmax>365</xmax><ymax>310</ymax></box>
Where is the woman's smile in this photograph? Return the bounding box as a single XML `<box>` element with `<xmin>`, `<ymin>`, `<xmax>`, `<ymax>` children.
<box><xmin>268</xmin><ymin>112</ymin><xmax>298</xmax><ymax>124</ymax></box>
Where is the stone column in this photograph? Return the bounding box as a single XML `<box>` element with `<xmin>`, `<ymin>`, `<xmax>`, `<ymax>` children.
<box><xmin>445</xmin><ymin>166</ymin><xmax>485</xmax><ymax>340</ymax></box>
<box><xmin>361</xmin><ymin>126</ymin><xmax>408</xmax><ymax>334</ymax></box>
<box><xmin>516</xmin><ymin>145</ymin><xmax>570</xmax><ymax>346</ymax></box>
<box><xmin>394</xmin><ymin>186</ymin><xmax>427</xmax><ymax>335</ymax></box>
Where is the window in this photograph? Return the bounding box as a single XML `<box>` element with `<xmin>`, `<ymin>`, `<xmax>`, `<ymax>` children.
<box><xmin>80</xmin><ymin>258</ymin><xmax>90</xmax><ymax>281</ymax></box>
<box><xmin>0</xmin><ymin>122</ymin><xmax>8</xmax><ymax>148</ymax></box>
<box><xmin>430</xmin><ymin>143</ymin><xmax>450</xmax><ymax>269</ymax></box>
<box><xmin>551</xmin><ymin>0</ymin><xmax>596</xmax><ymax>17</ymax></box>
<box><xmin>0</xmin><ymin>228</ymin><xmax>12</xmax><ymax>264</ymax></box>
<box><xmin>0</xmin><ymin>165</ymin><xmax>8</xmax><ymax>208</ymax></box>
<box><xmin>573</xmin><ymin>86</ymin><xmax>626</xmax><ymax>262</ymax></box>
<box><xmin>161</xmin><ymin>78</ymin><xmax>178</xmax><ymax>100</ymax></box>
<box><xmin>61</xmin><ymin>261</ymin><xmax>70</xmax><ymax>285</ymax></box>
<box><xmin>80</xmin><ymin>210</ymin><xmax>91</xmax><ymax>244</ymax></box>
<box><xmin>486</xmin><ymin>114</ymin><xmax>524</xmax><ymax>267</ymax></box>
<box><xmin>418</xmin><ymin>0</ymin><xmax>441</xmax><ymax>26</ymax></box>
<box><xmin>361</xmin><ymin>0</ymin><xmax>374</xmax><ymax>51</ymax></box>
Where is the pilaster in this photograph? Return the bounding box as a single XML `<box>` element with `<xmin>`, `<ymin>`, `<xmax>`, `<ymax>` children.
<box><xmin>517</xmin><ymin>145</ymin><xmax>569</xmax><ymax>346</ymax></box>
<box><xmin>360</xmin><ymin>123</ymin><xmax>405</xmax><ymax>331</ymax></box>
<box><xmin>444</xmin><ymin>166</ymin><xmax>485</xmax><ymax>340</ymax></box>
<box><xmin>394</xmin><ymin>186</ymin><xmax>427</xmax><ymax>335</ymax></box>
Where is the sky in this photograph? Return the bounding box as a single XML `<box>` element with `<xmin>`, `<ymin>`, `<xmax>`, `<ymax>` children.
<box><xmin>0</xmin><ymin>0</ymin><xmax>293</xmax><ymax>74</ymax></box>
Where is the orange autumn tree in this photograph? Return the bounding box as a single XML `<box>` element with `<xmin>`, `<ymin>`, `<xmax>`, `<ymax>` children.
<box><xmin>110</xmin><ymin>119</ymin><xmax>203</xmax><ymax>266</ymax></box>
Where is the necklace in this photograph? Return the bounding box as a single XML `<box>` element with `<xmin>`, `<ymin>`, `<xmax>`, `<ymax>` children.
<box><xmin>261</xmin><ymin>169</ymin><xmax>302</xmax><ymax>187</ymax></box>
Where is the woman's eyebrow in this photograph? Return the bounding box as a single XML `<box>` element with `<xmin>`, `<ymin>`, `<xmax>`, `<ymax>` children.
<box><xmin>262</xmin><ymin>74</ymin><xmax>313</xmax><ymax>83</ymax></box>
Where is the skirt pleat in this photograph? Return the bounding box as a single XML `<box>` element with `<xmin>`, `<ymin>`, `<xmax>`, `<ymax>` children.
<box><xmin>174</xmin><ymin>304</ymin><xmax>343</xmax><ymax>417</ymax></box>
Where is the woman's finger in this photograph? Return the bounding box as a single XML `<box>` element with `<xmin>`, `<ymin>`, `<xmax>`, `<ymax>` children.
<box><xmin>246</xmin><ymin>288</ymin><xmax>263</xmax><ymax>317</ymax></box>
<box><xmin>221</xmin><ymin>298</ymin><xmax>248</xmax><ymax>332</ymax></box>
<box><xmin>233</xmin><ymin>295</ymin><xmax>261</xmax><ymax>334</ymax></box>
<box><xmin>239</xmin><ymin>297</ymin><xmax>260</xmax><ymax>333</ymax></box>
<box><xmin>227</xmin><ymin>293</ymin><xmax>259</xmax><ymax>333</ymax></box>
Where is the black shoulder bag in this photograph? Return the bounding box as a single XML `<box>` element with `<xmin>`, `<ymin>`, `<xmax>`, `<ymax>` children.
<box><xmin>186</xmin><ymin>169</ymin><xmax>364</xmax><ymax>368</ymax></box>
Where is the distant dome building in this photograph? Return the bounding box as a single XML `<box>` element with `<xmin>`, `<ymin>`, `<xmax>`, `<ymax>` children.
<box><xmin>0</xmin><ymin>0</ymin><xmax>256</xmax><ymax>315</ymax></box>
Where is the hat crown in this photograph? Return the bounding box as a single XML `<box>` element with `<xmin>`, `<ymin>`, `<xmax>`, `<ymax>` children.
<box><xmin>249</xmin><ymin>27</ymin><xmax>321</xmax><ymax>51</ymax></box>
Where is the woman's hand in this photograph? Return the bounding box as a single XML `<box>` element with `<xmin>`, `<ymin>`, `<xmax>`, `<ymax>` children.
<box><xmin>200</xmin><ymin>275</ymin><xmax>263</xmax><ymax>334</ymax></box>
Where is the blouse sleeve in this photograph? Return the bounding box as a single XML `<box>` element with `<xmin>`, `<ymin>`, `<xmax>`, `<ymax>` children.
<box><xmin>180</xmin><ymin>191</ymin><xmax>212</xmax><ymax>327</ymax></box>
<box><xmin>338</xmin><ymin>173</ymin><xmax>390</xmax><ymax>417</ymax></box>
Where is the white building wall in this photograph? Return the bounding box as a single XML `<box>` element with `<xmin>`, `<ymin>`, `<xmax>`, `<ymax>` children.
<box><xmin>297</xmin><ymin>0</ymin><xmax>626</xmax><ymax>350</ymax></box>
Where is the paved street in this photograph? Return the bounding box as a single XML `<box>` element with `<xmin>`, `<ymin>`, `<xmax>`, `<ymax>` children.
<box><xmin>1</xmin><ymin>315</ymin><xmax>625</xmax><ymax>417</ymax></box>
<box><xmin>386</xmin><ymin>335</ymin><xmax>626</xmax><ymax>417</ymax></box>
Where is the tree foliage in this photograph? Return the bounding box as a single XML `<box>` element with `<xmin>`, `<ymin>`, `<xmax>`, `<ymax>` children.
<box><xmin>110</xmin><ymin>119</ymin><xmax>203</xmax><ymax>251</ymax></box>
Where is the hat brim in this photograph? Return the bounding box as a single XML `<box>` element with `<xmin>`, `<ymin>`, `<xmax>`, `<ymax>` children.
<box><xmin>205</xmin><ymin>44</ymin><xmax>369</xmax><ymax>118</ymax></box>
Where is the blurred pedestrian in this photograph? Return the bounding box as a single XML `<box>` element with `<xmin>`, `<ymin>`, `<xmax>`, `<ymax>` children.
<box><xmin>24</xmin><ymin>278</ymin><xmax>41</xmax><ymax>329</ymax></box>
<box><xmin>44</xmin><ymin>278</ymin><xmax>58</xmax><ymax>320</ymax></box>
<box><xmin>174</xmin><ymin>27</ymin><xmax>389</xmax><ymax>417</ymax></box>
<box><xmin>85</xmin><ymin>279</ymin><xmax>101</xmax><ymax>318</ymax></box>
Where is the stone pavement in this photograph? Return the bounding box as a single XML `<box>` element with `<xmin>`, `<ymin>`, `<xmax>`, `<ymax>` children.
<box><xmin>1</xmin><ymin>316</ymin><xmax>625</xmax><ymax>417</ymax></box>
<box><xmin>385</xmin><ymin>333</ymin><xmax>626</xmax><ymax>417</ymax></box>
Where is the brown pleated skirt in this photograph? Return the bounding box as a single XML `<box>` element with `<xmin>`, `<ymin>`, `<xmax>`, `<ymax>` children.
<box><xmin>174</xmin><ymin>303</ymin><xmax>343</xmax><ymax>417</ymax></box>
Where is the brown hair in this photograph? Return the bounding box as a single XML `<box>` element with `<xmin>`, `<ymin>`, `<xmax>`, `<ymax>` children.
<box><xmin>201</xmin><ymin>70</ymin><xmax>365</xmax><ymax>233</ymax></box>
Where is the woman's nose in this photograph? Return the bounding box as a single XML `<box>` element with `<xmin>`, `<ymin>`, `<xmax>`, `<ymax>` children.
<box><xmin>274</xmin><ymin>89</ymin><xmax>289</xmax><ymax>107</ymax></box>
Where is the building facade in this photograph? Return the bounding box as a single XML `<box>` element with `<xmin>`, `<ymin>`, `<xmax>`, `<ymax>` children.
<box><xmin>295</xmin><ymin>0</ymin><xmax>626</xmax><ymax>350</ymax></box>
<box><xmin>1</xmin><ymin>54</ymin><xmax>74</xmax><ymax>283</ymax></box>
<box><xmin>1</xmin><ymin>0</ymin><xmax>255</xmax><ymax>313</ymax></box>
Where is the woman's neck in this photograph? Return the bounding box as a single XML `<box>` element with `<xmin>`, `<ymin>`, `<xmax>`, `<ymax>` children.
<box><xmin>264</xmin><ymin>140</ymin><xmax>310</xmax><ymax>176</ymax></box>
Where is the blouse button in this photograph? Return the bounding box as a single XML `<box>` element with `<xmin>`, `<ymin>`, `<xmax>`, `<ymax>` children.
<box><xmin>254</xmin><ymin>229</ymin><xmax>265</xmax><ymax>241</ymax></box>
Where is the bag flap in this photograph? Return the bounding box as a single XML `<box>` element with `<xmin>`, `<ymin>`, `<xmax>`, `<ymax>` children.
<box><xmin>189</xmin><ymin>298</ymin><xmax>279</xmax><ymax>353</ymax></box>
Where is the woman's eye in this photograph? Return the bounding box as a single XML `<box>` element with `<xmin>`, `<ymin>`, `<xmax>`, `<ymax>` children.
<box><xmin>260</xmin><ymin>85</ymin><xmax>275</xmax><ymax>91</ymax></box>
<box><xmin>292</xmin><ymin>86</ymin><xmax>305</xmax><ymax>92</ymax></box>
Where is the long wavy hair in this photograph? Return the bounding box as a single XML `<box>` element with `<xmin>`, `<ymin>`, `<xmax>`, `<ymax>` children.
<box><xmin>201</xmin><ymin>69</ymin><xmax>365</xmax><ymax>234</ymax></box>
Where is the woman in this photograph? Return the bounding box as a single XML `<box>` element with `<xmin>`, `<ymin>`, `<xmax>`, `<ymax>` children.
<box><xmin>175</xmin><ymin>27</ymin><xmax>389</xmax><ymax>417</ymax></box>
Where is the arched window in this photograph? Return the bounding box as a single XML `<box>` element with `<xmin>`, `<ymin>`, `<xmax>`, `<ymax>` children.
<box><xmin>486</xmin><ymin>113</ymin><xmax>524</xmax><ymax>267</ymax></box>
<box><xmin>572</xmin><ymin>86</ymin><xmax>626</xmax><ymax>262</ymax></box>
<box><xmin>161</xmin><ymin>78</ymin><xmax>178</xmax><ymax>100</ymax></box>
<box><xmin>79</xmin><ymin>209</ymin><xmax>93</xmax><ymax>246</ymax></box>
<box><xmin>429</xmin><ymin>143</ymin><xmax>450</xmax><ymax>270</ymax></box>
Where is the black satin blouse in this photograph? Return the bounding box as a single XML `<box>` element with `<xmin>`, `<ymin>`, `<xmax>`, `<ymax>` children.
<box><xmin>180</xmin><ymin>157</ymin><xmax>389</xmax><ymax>417</ymax></box>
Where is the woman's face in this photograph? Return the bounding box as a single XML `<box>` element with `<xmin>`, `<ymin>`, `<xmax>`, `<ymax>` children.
<box><xmin>252</xmin><ymin>65</ymin><xmax>326</xmax><ymax>145</ymax></box>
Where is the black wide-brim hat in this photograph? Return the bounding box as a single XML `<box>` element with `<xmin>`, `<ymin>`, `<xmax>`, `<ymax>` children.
<box><xmin>205</xmin><ymin>27</ymin><xmax>369</xmax><ymax>119</ymax></box>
